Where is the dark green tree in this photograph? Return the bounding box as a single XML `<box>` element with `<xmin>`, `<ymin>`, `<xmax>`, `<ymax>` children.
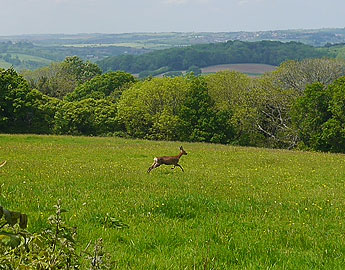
<box><xmin>54</xmin><ymin>98</ymin><xmax>119</xmax><ymax>136</ymax></box>
<box><xmin>63</xmin><ymin>56</ymin><xmax>102</xmax><ymax>84</ymax></box>
<box><xmin>292</xmin><ymin>82</ymin><xmax>331</xmax><ymax>151</ymax></box>
<box><xmin>65</xmin><ymin>71</ymin><xmax>136</xmax><ymax>102</ymax></box>
<box><xmin>292</xmin><ymin>78</ymin><xmax>345</xmax><ymax>153</ymax></box>
<box><xmin>178</xmin><ymin>76</ymin><xmax>234</xmax><ymax>143</ymax></box>
<box><xmin>321</xmin><ymin>77</ymin><xmax>345</xmax><ymax>152</ymax></box>
<box><xmin>0</xmin><ymin>68</ymin><xmax>58</xmax><ymax>134</ymax></box>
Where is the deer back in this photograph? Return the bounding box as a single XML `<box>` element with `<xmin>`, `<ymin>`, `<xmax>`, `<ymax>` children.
<box><xmin>156</xmin><ymin>155</ymin><xmax>180</xmax><ymax>165</ymax></box>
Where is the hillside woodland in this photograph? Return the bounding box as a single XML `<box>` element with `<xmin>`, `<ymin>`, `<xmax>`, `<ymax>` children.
<box><xmin>2</xmin><ymin>29</ymin><xmax>345</xmax><ymax>71</ymax></box>
<box><xmin>97</xmin><ymin>40</ymin><xmax>331</xmax><ymax>77</ymax></box>
<box><xmin>1</xmin><ymin>56</ymin><xmax>345</xmax><ymax>153</ymax></box>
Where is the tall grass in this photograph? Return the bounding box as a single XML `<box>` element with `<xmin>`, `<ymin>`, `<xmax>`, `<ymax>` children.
<box><xmin>1</xmin><ymin>134</ymin><xmax>345</xmax><ymax>269</ymax></box>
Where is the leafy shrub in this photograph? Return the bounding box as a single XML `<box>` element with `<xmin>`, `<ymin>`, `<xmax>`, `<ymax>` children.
<box><xmin>54</xmin><ymin>98</ymin><xmax>120</xmax><ymax>136</ymax></box>
<box><xmin>0</xmin><ymin>202</ymin><xmax>112</xmax><ymax>269</ymax></box>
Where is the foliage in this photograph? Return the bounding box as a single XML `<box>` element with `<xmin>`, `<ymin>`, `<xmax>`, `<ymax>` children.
<box><xmin>178</xmin><ymin>76</ymin><xmax>234</xmax><ymax>143</ymax></box>
<box><xmin>205</xmin><ymin>71</ymin><xmax>260</xmax><ymax>145</ymax></box>
<box><xmin>54</xmin><ymin>98</ymin><xmax>120</xmax><ymax>136</ymax></box>
<box><xmin>22</xmin><ymin>62</ymin><xmax>79</xmax><ymax>99</ymax></box>
<box><xmin>247</xmin><ymin>75</ymin><xmax>299</xmax><ymax>148</ymax></box>
<box><xmin>270</xmin><ymin>58</ymin><xmax>345</xmax><ymax>93</ymax></box>
<box><xmin>98</xmin><ymin>40</ymin><xmax>330</xmax><ymax>74</ymax></box>
<box><xmin>2</xmin><ymin>57</ymin><xmax>345</xmax><ymax>153</ymax></box>
<box><xmin>22</xmin><ymin>56</ymin><xmax>102</xmax><ymax>99</ymax></box>
<box><xmin>0</xmin><ymin>68</ymin><xmax>58</xmax><ymax>134</ymax></box>
<box><xmin>63</xmin><ymin>56</ymin><xmax>102</xmax><ymax>84</ymax></box>
<box><xmin>293</xmin><ymin>78</ymin><xmax>345</xmax><ymax>152</ymax></box>
<box><xmin>65</xmin><ymin>71</ymin><xmax>136</xmax><ymax>102</ymax></box>
<box><xmin>0</xmin><ymin>201</ymin><xmax>79</xmax><ymax>269</ymax></box>
<box><xmin>138</xmin><ymin>67</ymin><xmax>170</xmax><ymax>79</ymax></box>
<box><xmin>0</xmin><ymin>200</ymin><xmax>114</xmax><ymax>269</ymax></box>
<box><xmin>117</xmin><ymin>77</ymin><xmax>190</xmax><ymax>140</ymax></box>
<box><xmin>117</xmin><ymin>75</ymin><xmax>234</xmax><ymax>143</ymax></box>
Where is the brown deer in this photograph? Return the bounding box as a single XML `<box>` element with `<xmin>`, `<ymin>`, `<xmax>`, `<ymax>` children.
<box><xmin>0</xmin><ymin>161</ymin><xmax>6</xmax><ymax>168</ymax></box>
<box><xmin>147</xmin><ymin>146</ymin><xmax>187</xmax><ymax>173</ymax></box>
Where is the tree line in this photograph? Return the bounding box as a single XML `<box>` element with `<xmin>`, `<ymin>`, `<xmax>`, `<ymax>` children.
<box><xmin>1</xmin><ymin>56</ymin><xmax>345</xmax><ymax>153</ymax></box>
<box><xmin>97</xmin><ymin>40</ymin><xmax>331</xmax><ymax>76</ymax></box>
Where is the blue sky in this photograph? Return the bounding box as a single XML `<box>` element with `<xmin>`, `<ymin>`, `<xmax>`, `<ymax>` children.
<box><xmin>0</xmin><ymin>0</ymin><xmax>344</xmax><ymax>35</ymax></box>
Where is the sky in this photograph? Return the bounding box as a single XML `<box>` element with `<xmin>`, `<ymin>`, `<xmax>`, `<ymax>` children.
<box><xmin>0</xmin><ymin>0</ymin><xmax>344</xmax><ymax>35</ymax></box>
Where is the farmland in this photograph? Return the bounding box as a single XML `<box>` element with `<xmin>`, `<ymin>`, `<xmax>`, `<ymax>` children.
<box><xmin>201</xmin><ymin>63</ymin><xmax>277</xmax><ymax>76</ymax></box>
<box><xmin>1</xmin><ymin>134</ymin><xmax>345</xmax><ymax>268</ymax></box>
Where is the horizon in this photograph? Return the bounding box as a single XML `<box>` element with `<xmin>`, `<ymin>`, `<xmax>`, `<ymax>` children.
<box><xmin>1</xmin><ymin>0</ymin><xmax>344</xmax><ymax>36</ymax></box>
<box><xmin>1</xmin><ymin>27</ymin><xmax>344</xmax><ymax>38</ymax></box>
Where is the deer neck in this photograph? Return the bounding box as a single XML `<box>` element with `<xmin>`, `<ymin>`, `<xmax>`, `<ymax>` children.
<box><xmin>177</xmin><ymin>152</ymin><xmax>183</xmax><ymax>159</ymax></box>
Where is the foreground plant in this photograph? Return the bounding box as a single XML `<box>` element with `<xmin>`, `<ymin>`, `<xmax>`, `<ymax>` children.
<box><xmin>0</xmin><ymin>200</ymin><xmax>78</xmax><ymax>269</ymax></box>
<box><xmin>0</xmin><ymin>200</ymin><xmax>115</xmax><ymax>269</ymax></box>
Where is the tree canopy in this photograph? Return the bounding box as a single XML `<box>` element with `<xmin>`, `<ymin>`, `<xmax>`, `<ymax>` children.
<box><xmin>97</xmin><ymin>40</ymin><xmax>330</xmax><ymax>75</ymax></box>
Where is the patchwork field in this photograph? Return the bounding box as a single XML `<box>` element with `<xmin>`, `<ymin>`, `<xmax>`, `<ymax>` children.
<box><xmin>1</xmin><ymin>134</ymin><xmax>345</xmax><ymax>269</ymax></box>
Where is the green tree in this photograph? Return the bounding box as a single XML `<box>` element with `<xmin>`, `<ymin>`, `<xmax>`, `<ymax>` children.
<box><xmin>63</xmin><ymin>56</ymin><xmax>102</xmax><ymax>84</ymax></box>
<box><xmin>0</xmin><ymin>68</ymin><xmax>58</xmax><ymax>134</ymax></box>
<box><xmin>54</xmin><ymin>98</ymin><xmax>119</xmax><ymax>136</ymax></box>
<box><xmin>292</xmin><ymin>77</ymin><xmax>345</xmax><ymax>153</ymax></box>
<box><xmin>206</xmin><ymin>71</ymin><xmax>259</xmax><ymax>145</ymax></box>
<box><xmin>22</xmin><ymin>62</ymin><xmax>77</xmax><ymax>99</ymax></box>
<box><xmin>117</xmin><ymin>77</ymin><xmax>190</xmax><ymax>140</ymax></box>
<box><xmin>22</xmin><ymin>56</ymin><xmax>102</xmax><ymax>99</ymax></box>
<box><xmin>178</xmin><ymin>76</ymin><xmax>234</xmax><ymax>143</ymax></box>
<box><xmin>65</xmin><ymin>71</ymin><xmax>136</xmax><ymax>102</ymax></box>
<box><xmin>271</xmin><ymin>58</ymin><xmax>345</xmax><ymax>93</ymax></box>
<box><xmin>292</xmin><ymin>83</ymin><xmax>330</xmax><ymax>150</ymax></box>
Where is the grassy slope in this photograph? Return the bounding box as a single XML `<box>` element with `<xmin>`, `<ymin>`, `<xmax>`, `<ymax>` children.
<box><xmin>9</xmin><ymin>53</ymin><xmax>53</xmax><ymax>64</ymax></box>
<box><xmin>0</xmin><ymin>59</ymin><xmax>12</xmax><ymax>69</ymax></box>
<box><xmin>0</xmin><ymin>53</ymin><xmax>53</xmax><ymax>70</ymax></box>
<box><xmin>200</xmin><ymin>63</ymin><xmax>277</xmax><ymax>76</ymax></box>
<box><xmin>1</xmin><ymin>134</ymin><xmax>345</xmax><ymax>269</ymax></box>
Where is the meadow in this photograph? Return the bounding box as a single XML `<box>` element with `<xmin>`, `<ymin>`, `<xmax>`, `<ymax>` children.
<box><xmin>200</xmin><ymin>63</ymin><xmax>277</xmax><ymax>76</ymax></box>
<box><xmin>1</xmin><ymin>134</ymin><xmax>345</xmax><ymax>269</ymax></box>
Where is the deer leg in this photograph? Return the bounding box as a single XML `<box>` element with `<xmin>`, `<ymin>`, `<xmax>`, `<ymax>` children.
<box><xmin>176</xmin><ymin>164</ymin><xmax>184</xmax><ymax>172</ymax></box>
<box><xmin>147</xmin><ymin>162</ymin><xmax>155</xmax><ymax>173</ymax></box>
<box><xmin>147</xmin><ymin>162</ymin><xmax>160</xmax><ymax>173</ymax></box>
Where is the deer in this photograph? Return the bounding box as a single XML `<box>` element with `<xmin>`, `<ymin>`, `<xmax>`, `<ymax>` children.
<box><xmin>0</xmin><ymin>161</ymin><xmax>6</xmax><ymax>168</ymax></box>
<box><xmin>147</xmin><ymin>146</ymin><xmax>187</xmax><ymax>173</ymax></box>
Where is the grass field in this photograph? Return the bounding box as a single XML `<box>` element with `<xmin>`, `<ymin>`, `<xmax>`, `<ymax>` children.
<box><xmin>0</xmin><ymin>53</ymin><xmax>53</xmax><ymax>70</ymax></box>
<box><xmin>0</xmin><ymin>59</ymin><xmax>12</xmax><ymax>69</ymax></box>
<box><xmin>201</xmin><ymin>63</ymin><xmax>277</xmax><ymax>76</ymax></box>
<box><xmin>1</xmin><ymin>134</ymin><xmax>345</xmax><ymax>269</ymax></box>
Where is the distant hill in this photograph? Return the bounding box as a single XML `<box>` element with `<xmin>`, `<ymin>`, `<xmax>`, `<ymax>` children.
<box><xmin>1</xmin><ymin>28</ymin><xmax>345</xmax><ymax>47</ymax></box>
<box><xmin>97</xmin><ymin>40</ymin><xmax>331</xmax><ymax>76</ymax></box>
<box><xmin>1</xmin><ymin>28</ymin><xmax>345</xmax><ymax>71</ymax></box>
<box><xmin>0</xmin><ymin>41</ymin><xmax>148</xmax><ymax>71</ymax></box>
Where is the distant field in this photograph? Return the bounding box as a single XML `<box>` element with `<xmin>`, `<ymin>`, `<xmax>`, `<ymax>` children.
<box><xmin>201</xmin><ymin>63</ymin><xmax>277</xmax><ymax>75</ymax></box>
<box><xmin>0</xmin><ymin>59</ymin><xmax>11</xmax><ymax>69</ymax></box>
<box><xmin>10</xmin><ymin>53</ymin><xmax>53</xmax><ymax>64</ymax></box>
<box><xmin>63</xmin><ymin>42</ymin><xmax>172</xmax><ymax>50</ymax></box>
<box><xmin>0</xmin><ymin>53</ymin><xmax>53</xmax><ymax>69</ymax></box>
<box><xmin>1</xmin><ymin>134</ymin><xmax>345</xmax><ymax>268</ymax></box>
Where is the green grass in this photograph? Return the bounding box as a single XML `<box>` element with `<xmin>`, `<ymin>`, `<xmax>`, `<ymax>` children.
<box><xmin>1</xmin><ymin>134</ymin><xmax>345</xmax><ymax>269</ymax></box>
